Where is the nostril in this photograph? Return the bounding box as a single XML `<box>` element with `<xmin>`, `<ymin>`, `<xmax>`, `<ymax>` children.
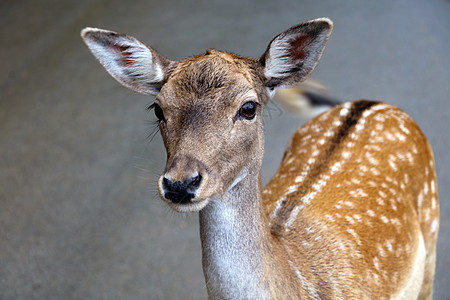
<box><xmin>162</xmin><ymin>176</ymin><xmax>171</xmax><ymax>189</ymax></box>
<box><xmin>187</xmin><ymin>174</ymin><xmax>203</xmax><ymax>189</ymax></box>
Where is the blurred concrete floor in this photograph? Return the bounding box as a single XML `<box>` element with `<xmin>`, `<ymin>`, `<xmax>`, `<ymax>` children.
<box><xmin>1</xmin><ymin>0</ymin><xmax>449</xmax><ymax>299</ymax></box>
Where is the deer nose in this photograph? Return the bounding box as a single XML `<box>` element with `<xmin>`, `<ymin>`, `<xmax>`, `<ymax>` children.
<box><xmin>162</xmin><ymin>174</ymin><xmax>203</xmax><ymax>204</ymax></box>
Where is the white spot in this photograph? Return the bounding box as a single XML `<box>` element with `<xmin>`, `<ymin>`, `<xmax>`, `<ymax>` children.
<box><xmin>385</xmin><ymin>239</ymin><xmax>394</xmax><ymax>252</ymax></box>
<box><xmin>365</xmin><ymin>152</ymin><xmax>379</xmax><ymax>165</ymax></box>
<box><xmin>391</xmin><ymin>202</ymin><xmax>398</xmax><ymax>211</ymax></box>
<box><xmin>340</xmin><ymin>108</ymin><xmax>349</xmax><ymax>116</ymax></box>
<box><xmin>386</xmin><ymin>132</ymin><xmax>396</xmax><ymax>141</ymax></box>
<box><xmin>404</xmin><ymin>174</ymin><xmax>409</xmax><ymax>184</ymax></box>
<box><xmin>325</xmin><ymin>214</ymin><xmax>335</xmax><ymax>222</ymax></box>
<box><xmin>370</xmin><ymin>144</ymin><xmax>381</xmax><ymax>151</ymax></box>
<box><xmin>294</xmin><ymin>175</ymin><xmax>304</xmax><ymax>183</ymax></box>
<box><xmin>342</xmin><ymin>151</ymin><xmax>351</xmax><ymax>159</ymax></box>
<box><xmin>388</xmin><ymin>159</ymin><xmax>398</xmax><ymax>171</ymax></box>
<box><xmin>378</xmin><ymin>244</ymin><xmax>386</xmax><ymax>257</ymax></box>
<box><xmin>373</xmin><ymin>257</ymin><xmax>381</xmax><ymax>271</ymax></box>
<box><xmin>396</xmin><ymin>151</ymin><xmax>406</xmax><ymax>161</ymax></box>
<box><xmin>368</xmin><ymin>181</ymin><xmax>377</xmax><ymax>187</ymax></box>
<box><xmin>374</xmin><ymin>114</ymin><xmax>386</xmax><ymax>122</ymax></box>
<box><xmin>391</xmin><ymin>218</ymin><xmax>401</xmax><ymax>227</ymax></box>
<box><xmin>431</xmin><ymin>220</ymin><xmax>438</xmax><ymax>233</ymax></box>
<box><xmin>312</xmin><ymin>180</ymin><xmax>326</xmax><ymax>191</ymax></box>
<box><xmin>362</xmin><ymin>109</ymin><xmax>374</xmax><ymax>118</ymax></box>
<box><xmin>395</xmin><ymin>132</ymin><xmax>406</xmax><ymax>142</ymax></box>
<box><xmin>370</xmin><ymin>168</ymin><xmax>381</xmax><ymax>176</ymax></box>
<box><xmin>400</xmin><ymin>182</ymin><xmax>406</xmax><ymax>191</ymax></box>
<box><xmin>333</xmin><ymin>120</ymin><xmax>342</xmax><ymax>127</ymax></box>
<box><xmin>347</xmin><ymin>228</ymin><xmax>362</xmax><ymax>245</ymax></box>
<box><xmin>344</xmin><ymin>201</ymin><xmax>354</xmax><ymax>208</ymax></box>
<box><xmin>298</xmin><ymin>148</ymin><xmax>307</xmax><ymax>155</ymax></box>
<box><xmin>406</xmin><ymin>152</ymin><xmax>415</xmax><ymax>165</ymax></box>
<box><xmin>306</xmin><ymin>158</ymin><xmax>316</xmax><ymax>166</ymax></box>
<box><xmin>399</xmin><ymin>123</ymin><xmax>410</xmax><ymax>135</ymax></box>
<box><xmin>367</xmin><ymin>210</ymin><xmax>375</xmax><ymax>217</ymax></box>
<box><xmin>431</xmin><ymin>196</ymin><xmax>437</xmax><ymax>209</ymax></box>
<box><xmin>345</xmin><ymin>216</ymin><xmax>355</xmax><ymax>224</ymax></box>
<box><xmin>351</xmin><ymin>178</ymin><xmax>361</xmax><ymax>185</ymax></box>
<box><xmin>324</xmin><ymin>130</ymin><xmax>335</xmax><ymax>137</ymax></box>
<box><xmin>380</xmin><ymin>215</ymin><xmax>389</xmax><ymax>223</ymax></box>
<box><xmin>301</xmin><ymin>192</ymin><xmax>317</xmax><ymax>205</ymax></box>
<box><xmin>330</xmin><ymin>162</ymin><xmax>342</xmax><ymax>173</ymax></box>
<box><xmin>350</xmin><ymin>188</ymin><xmax>368</xmax><ymax>198</ymax></box>
<box><xmin>286</xmin><ymin>157</ymin><xmax>295</xmax><ymax>165</ymax></box>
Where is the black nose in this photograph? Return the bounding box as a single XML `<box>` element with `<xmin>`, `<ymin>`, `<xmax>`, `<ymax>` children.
<box><xmin>162</xmin><ymin>174</ymin><xmax>203</xmax><ymax>204</ymax></box>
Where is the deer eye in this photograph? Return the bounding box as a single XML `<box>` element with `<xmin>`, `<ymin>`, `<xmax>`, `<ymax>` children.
<box><xmin>238</xmin><ymin>101</ymin><xmax>258</xmax><ymax>120</ymax></box>
<box><xmin>152</xmin><ymin>103</ymin><xmax>165</xmax><ymax>123</ymax></box>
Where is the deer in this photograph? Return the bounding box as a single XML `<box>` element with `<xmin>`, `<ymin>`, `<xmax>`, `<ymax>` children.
<box><xmin>81</xmin><ymin>18</ymin><xmax>439</xmax><ymax>299</ymax></box>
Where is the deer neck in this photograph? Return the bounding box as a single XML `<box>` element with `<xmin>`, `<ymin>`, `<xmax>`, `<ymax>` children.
<box><xmin>199</xmin><ymin>171</ymin><xmax>280</xmax><ymax>299</ymax></box>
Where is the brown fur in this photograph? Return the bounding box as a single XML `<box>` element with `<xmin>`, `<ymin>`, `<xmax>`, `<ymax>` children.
<box><xmin>263</xmin><ymin>101</ymin><xmax>439</xmax><ymax>299</ymax></box>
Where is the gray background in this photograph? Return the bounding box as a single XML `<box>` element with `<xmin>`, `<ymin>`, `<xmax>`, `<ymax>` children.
<box><xmin>1</xmin><ymin>0</ymin><xmax>448</xmax><ymax>299</ymax></box>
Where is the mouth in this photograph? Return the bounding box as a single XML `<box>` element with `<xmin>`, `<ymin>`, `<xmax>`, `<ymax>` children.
<box><xmin>165</xmin><ymin>197</ymin><xmax>210</xmax><ymax>213</ymax></box>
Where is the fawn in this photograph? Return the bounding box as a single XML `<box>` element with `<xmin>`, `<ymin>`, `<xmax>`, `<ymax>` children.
<box><xmin>82</xmin><ymin>18</ymin><xmax>439</xmax><ymax>299</ymax></box>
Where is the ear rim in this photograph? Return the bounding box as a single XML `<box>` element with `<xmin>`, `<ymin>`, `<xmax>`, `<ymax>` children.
<box><xmin>260</xmin><ymin>18</ymin><xmax>333</xmax><ymax>95</ymax></box>
<box><xmin>81</xmin><ymin>27</ymin><xmax>173</xmax><ymax>96</ymax></box>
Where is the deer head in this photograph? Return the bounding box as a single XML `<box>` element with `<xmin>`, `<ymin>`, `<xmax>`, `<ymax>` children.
<box><xmin>81</xmin><ymin>18</ymin><xmax>333</xmax><ymax>212</ymax></box>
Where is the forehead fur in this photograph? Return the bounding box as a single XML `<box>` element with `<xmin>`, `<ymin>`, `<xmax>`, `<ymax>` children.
<box><xmin>163</xmin><ymin>50</ymin><xmax>263</xmax><ymax>104</ymax></box>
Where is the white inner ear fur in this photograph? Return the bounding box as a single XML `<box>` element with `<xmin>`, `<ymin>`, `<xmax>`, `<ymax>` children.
<box><xmin>82</xmin><ymin>28</ymin><xmax>164</xmax><ymax>85</ymax></box>
<box><xmin>264</xmin><ymin>36</ymin><xmax>300</xmax><ymax>79</ymax></box>
<box><xmin>263</xmin><ymin>18</ymin><xmax>332</xmax><ymax>81</ymax></box>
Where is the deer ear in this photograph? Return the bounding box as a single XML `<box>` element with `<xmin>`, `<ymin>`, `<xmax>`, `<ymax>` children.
<box><xmin>81</xmin><ymin>28</ymin><xmax>173</xmax><ymax>95</ymax></box>
<box><xmin>260</xmin><ymin>18</ymin><xmax>333</xmax><ymax>95</ymax></box>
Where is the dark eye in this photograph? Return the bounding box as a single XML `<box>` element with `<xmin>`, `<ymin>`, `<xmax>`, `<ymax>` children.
<box><xmin>238</xmin><ymin>101</ymin><xmax>258</xmax><ymax>120</ymax></box>
<box><xmin>153</xmin><ymin>103</ymin><xmax>165</xmax><ymax>123</ymax></box>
